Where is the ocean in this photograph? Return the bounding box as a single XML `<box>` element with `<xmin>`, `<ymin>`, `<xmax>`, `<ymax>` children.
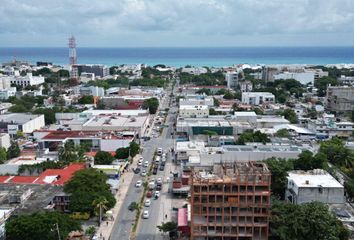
<box><xmin>0</xmin><ymin>47</ymin><xmax>354</xmax><ymax>67</ymax></box>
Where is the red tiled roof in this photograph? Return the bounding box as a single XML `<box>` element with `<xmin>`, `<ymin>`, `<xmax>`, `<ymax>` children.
<box><xmin>42</xmin><ymin>130</ymin><xmax>132</xmax><ymax>140</ymax></box>
<box><xmin>10</xmin><ymin>176</ymin><xmax>38</xmax><ymax>184</ymax></box>
<box><xmin>0</xmin><ymin>176</ymin><xmax>11</xmax><ymax>183</ymax></box>
<box><xmin>34</xmin><ymin>163</ymin><xmax>86</xmax><ymax>185</ymax></box>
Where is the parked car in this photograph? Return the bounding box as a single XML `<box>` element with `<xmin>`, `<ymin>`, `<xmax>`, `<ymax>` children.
<box><xmin>157</xmin><ymin>148</ymin><xmax>163</xmax><ymax>156</ymax></box>
<box><xmin>143</xmin><ymin>210</ymin><xmax>149</xmax><ymax>219</ymax></box>
<box><xmin>143</xmin><ymin>161</ymin><xmax>149</xmax><ymax>168</ymax></box>
<box><xmin>146</xmin><ymin>191</ymin><xmax>153</xmax><ymax>198</ymax></box>
<box><xmin>137</xmin><ymin>159</ymin><xmax>143</xmax><ymax>166</ymax></box>
<box><xmin>141</xmin><ymin>169</ymin><xmax>147</xmax><ymax>177</ymax></box>
<box><xmin>159</xmin><ymin>165</ymin><xmax>165</xmax><ymax>171</ymax></box>
<box><xmin>135</xmin><ymin>180</ymin><xmax>142</xmax><ymax>188</ymax></box>
<box><xmin>152</xmin><ymin>168</ymin><xmax>158</xmax><ymax>175</ymax></box>
<box><xmin>134</xmin><ymin>168</ymin><xmax>141</xmax><ymax>174</ymax></box>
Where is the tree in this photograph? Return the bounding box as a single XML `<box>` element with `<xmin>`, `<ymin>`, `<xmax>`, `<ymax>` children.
<box><xmin>203</xmin><ymin>130</ymin><xmax>218</xmax><ymax>136</ymax></box>
<box><xmin>196</xmin><ymin>88</ymin><xmax>211</xmax><ymax>95</ymax></box>
<box><xmin>115</xmin><ymin>147</ymin><xmax>130</xmax><ymax>159</ymax></box>
<box><xmin>280</xmin><ymin>109</ymin><xmax>298</xmax><ymax>124</ymax></box>
<box><xmin>78</xmin><ymin>95</ymin><xmax>94</xmax><ymax>104</ymax></box>
<box><xmin>0</xmin><ymin>147</ymin><xmax>7</xmax><ymax>164</ymax></box>
<box><xmin>129</xmin><ymin>142</ymin><xmax>140</xmax><ymax>158</ymax></box>
<box><xmin>236</xmin><ymin>130</ymin><xmax>270</xmax><ymax>145</ymax></box>
<box><xmin>265</xmin><ymin>158</ymin><xmax>294</xmax><ymax>199</ymax></box>
<box><xmin>157</xmin><ymin>221</ymin><xmax>178</xmax><ymax>233</ymax></box>
<box><xmin>274</xmin><ymin>129</ymin><xmax>290</xmax><ymax>138</ymax></box>
<box><xmin>7</xmin><ymin>141</ymin><xmax>20</xmax><ymax>159</ymax></box>
<box><xmin>344</xmin><ymin>179</ymin><xmax>354</xmax><ymax>202</ymax></box>
<box><xmin>128</xmin><ymin>201</ymin><xmax>140</xmax><ymax>212</ymax></box>
<box><xmin>142</xmin><ymin>98</ymin><xmax>159</xmax><ymax>114</ymax></box>
<box><xmin>319</xmin><ymin>138</ymin><xmax>353</xmax><ymax>168</ymax></box>
<box><xmin>94</xmin><ymin>151</ymin><xmax>115</xmax><ymax>165</ymax></box>
<box><xmin>314</xmin><ymin>76</ymin><xmax>339</xmax><ymax>97</ymax></box>
<box><xmin>209</xmin><ymin>108</ymin><xmax>218</xmax><ymax>115</ymax></box>
<box><xmin>5</xmin><ymin>211</ymin><xmax>81</xmax><ymax>240</ymax></box>
<box><xmin>270</xmin><ymin>201</ymin><xmax>349</xmax><ymax>240</ymax></box>
<box><xmin>64</xmin><ymin>168</ymin><xmax>116</xmax><ymax>215</ymax></box>
<box><xmin>293</xmin><ymin>150</ymin><xmax>328</xmax><ymax>171</ymax></box>
<box><xmin>92</xmin><ymin>196</ymin><xmax>109</xmax><ymax>226</ymax></box>
<box><xmin>213</xmin><ymin>97</ymin><xmax>220</xmax><ymax>107</ymax></box>
<box><xmin>223</xmin><ymin>91</ymin><xmax>235</xmax><ymax>100</ymax></box>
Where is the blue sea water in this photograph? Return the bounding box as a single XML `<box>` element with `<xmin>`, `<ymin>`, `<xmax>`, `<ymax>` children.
<box><xmin>0</xmin><ymin>47</ymin><xmax>354</xmax><ymax>67</ymax></box>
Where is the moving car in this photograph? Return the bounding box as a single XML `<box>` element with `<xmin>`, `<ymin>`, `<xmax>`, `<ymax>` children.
<box><xmin>154</xmin><ymin>191</ymin><xmax>160</xmax><ymax>199</ymax></box>
<box><xmin>144</xmin><ymin>199</ymin><xmax>151</xmax><ymax>207</ymax></box>
<box><xmin>143</xmin><ymin>210</ymin><xmax>149</xmax><ymax>219</ymax></box>
<box><xmin>157</xmin><ymin>148</ymin><xmax>163</xmax><ymax>156</ymax></box>
<box><xmin>135</xmin><ymin>180</ymin><xmax>142</xmax><ymax>188</ymax></box>
<box><xmin>144</xmin><ymin>161</ymin><xmax>149</xmax><ymax>168</ymax></box>
<box><xmin>141</xmin><ymin>169</ymin><xmax>147</xmax><ymax>177</ymax></box>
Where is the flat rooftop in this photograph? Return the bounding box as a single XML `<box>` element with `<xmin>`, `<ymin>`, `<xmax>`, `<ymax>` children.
<box><xmin>82</xmin><ymin>109</ymin><xmax>148</xmax><ymax>116</ymax></box>
<box><xmin>83</xmin><ymin>115</ymin><xmax>148</xmax><ymax>128</ymax></box>
<box><xmin>288</xmin><ymin>169</ymin><xmax>343</xmax><ymax>188</ymax></box>
<box><xmin>41</xmin><ymin>130</ymin><xmax>134</xmax><ymax>140</ymax></box>
<box><xmin>0</xmin><ymin>113</ymin><xmax>43</xmax><ymax>124</ymax></box>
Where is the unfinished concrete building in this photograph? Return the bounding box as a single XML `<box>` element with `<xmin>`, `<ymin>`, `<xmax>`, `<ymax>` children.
<box><xmin>190</xmin><ymin>162</ymin><xmax>271</xmax><ymax>240</ymax></box>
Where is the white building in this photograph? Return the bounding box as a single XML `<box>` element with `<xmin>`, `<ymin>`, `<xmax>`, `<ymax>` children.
<box><xmin>241</xmin><ymin>92</ymin><xmax>275</xmax><ymax>105</ymax></box>
<box><xmin>179</xmin><ymin>105</ymin><xmax>209</xmax><ymax>118</ymax></box>
<box><xmin>0</xmin><ymin>77</ymin><xmax>11</xmax><ymax>89</ymax></box>
<box><xmin>338</xmin><ymin>75</ymin><xmax>354</xmax><ymax>85</ymax></box>
<box><xmin>0</xmin><ymin>113</ymin><xmax>45</xmax><ymax>134</ymax></box>
<box><xmin>274</xmin><ymin>72</ymin><xmax>315</xmax><ymax>85</ymax></box>
<box><xmin>226</xmin><ymin>71</ymin><xmax>242</xmax><ymax>89</ymax></box>
<box><xmin>80</xmin><ymin>86</ymin><xmax>105</xmax><ymax>97</ymax></box>
<box><xmin>1</xmin><ymin>73</ymin><xmax>44</xmax><ymax>87</ymax></box>
<box><xmin>234</xmin><ymin>111</ymin><xmax>257</xmax><ymax>125</ymax></box>
<box><xmin>286</xmin><ymin>169</ymin><xmax>345</xmax><ymax>204</ymax></box>
<box><xmin>0</xmin><ymin>133</ymin><xmax>11</xmax><ymax>150</ymax></box>
<box><xmin>307</xmin><ymin>118</ymin><xmax>354</xmax><ymax>139</ymax></box>
<box><xmin>0</xmin><ymin>87</ymin><xmax>16</xmax><ymax>100</ymax></box>
<box><xmin>240</xmin><ymin>81</ymin><xmax>253</xmax><ymax>92</ymax></box>
<box><xmin>181</xmin><ymin>67</ymin><xmax>208</xmax><ymax>75</ymax></box>
<box><xmin>179</xmin><ymin>95</ymin><xmax>214</xmax><ymax>107</ymax></box>
<box><xmin>80</xmin><ymin>72</ymin><xmax>95</xmax><ymax>82</ymax></box>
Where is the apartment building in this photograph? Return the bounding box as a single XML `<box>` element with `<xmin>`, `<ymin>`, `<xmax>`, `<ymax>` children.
<box><xmin>1</xmin><ymin>73</ymin><xmax>44</xmax><ymax>87</ymax></box>
<box><xmin>241</xmin><ymin>92</ymin><xmax>275</xmax><ymax>105</ymax></box>
<box><xmin>326</xmin><ymin>86</ymin><xmax>354</xmax><ymax>113</ymax></box>
<box><xmin>179</xmin><ymin>105</ymin><xmax>209</xmax><ymax>118</ymax></box>
<box><xmin>191</xmin><ymin>161</ymin><xmax>271</xmax><ymax>240</ymax></box>
<box><xmin>226</xmin><ymin>71</ymin><xmax>242</xmax><ymax>89</ymax></box>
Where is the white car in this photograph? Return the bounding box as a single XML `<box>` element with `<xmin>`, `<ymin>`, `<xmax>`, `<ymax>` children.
<box><xmin>141</xmin><ymin>169</ymin><xmax>147</xmax><ymax>177</ymax></box>
<box><xmin>157</xmin><ymin>148</ymin><xmax>163</xmax><ymax>156</ymax></box>
<box><xmin>135</xmin><ymin>180</ymin><xmax>142</xmax><ymax>188</ymax></box>
<box><xmin>157</xmin><ymin>178</ymin><xmax>162</xmax><ymax>184</ymax></box>
<box><xmin>154</xmin><ymin>191</ymin><xmax>160</xmax><ymax>199</ymax></box>
<box><xmin>137</xmin><ymin>159</ymin><xmax>143</xmax><ymax>166</ymax></box>
<box><xmin>144</xmin><ymin>199</ymin><xmax>151</xmax><ymax>207</ymax></box>
<box><xmin>143</xmin><ymin>210</ymin><xmax>149</xmax><ymax>219</ymax></box>
<box><xmin>144</xmin><ymin>161</ymin><xmax>149</xmax><ymax>167</ymax></box>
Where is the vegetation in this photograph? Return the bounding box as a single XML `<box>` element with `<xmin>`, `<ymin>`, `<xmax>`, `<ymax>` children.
<box><xmin>265</xmin><ymin>151</ymin><xmax>328</xmax><ymax>199</ymax></box>
<box><xmin>94</xmin><ymin>151</ymin><xmax>115</xmax><ymax>165</ymax></box>
<box><xmin>131</xmin><ymin>78</ymin><xmax>166</xmax><ymax>88</ymax></box>
<box><xmin>115</xmin><ymin>142</ymin><xmax>140</xmax><ymax>159</ymax></box>
<box><xmin>64</xmin><ymin>168</ymin><xmax>116</xmax><ymax>215</ymax></box>
<box><xmin>179</xmin><ymin>71</ymin><xmax>225</xmax><ymax>86</ymax></box>
<box><xmin>236</xmin><ymin>130</ymin><xmax>270</xmax><ymax>145</ymax></box>
<box><xmin>18</xmin><ymin>161</ymin><xmax>65</xmax><ymax>175</ymax></box>
<box><xmin>142</xmin><ymin>97</ymin><xmax>159</xmax><ymax>114</ymax></box>
<box><xmin>279</xmin><ymin>109</ymin><xmax>298</xmax><ymax>124</ymax></box>
<box><xmin>0</xmin><ymin>147</ymin><xmax>7</xmax><ymax>164</ymax></box>
<box><xmin>274</xmin><ymin>129</ymin><xmax>290</xmax><ymax>138</ymax></box>
<box><xmin>157</xmin><ymin>221</ymin><xmax>178</xmax><ymax>233</ymax></box>
<box><xmin>7</xmin><ymin>141</ymin><xmax>20</xmax><ymax>159</ymax></box>
<box><xmin>314</xmin><ymin>76</ymin><xmax>339</xmax><ymax>97</ymax></box>
<box><xmin>58</xmin><ymin>141</ymin><xmax>87</xmax><ymax>164</ymax></box>
<box><xmin>8</xmin><ymin>95</ymin><xmax>47</xmax><ymax>113</ymax></box>
<box><xmin>5</xmin><ymin>211</ymin><xmax>81</xmax><ymax>240</ymax></box>
<box><xmin>270</xmin><ymin>201</ymin><xmax>349</xmax><ymax>240</ymax></box>
<box><xmin>92</xmin><ymin>196</ymin><xmax>109</xmax><ymax>226</ymax></box>
<box><xmin>86</xmin><ymin>78</ymin><xmax>129</xmax><ymax>89</ymax></box>
<box><xmin>78</xmin><ymin>95</ymin><xmax>94</xmax><ymax>104</ymax></box>
<box><xmin>196</xmin><ymin>88</ymin><xmax>212</xmax><ymax>95</ymax></box>
<box><xmin>319</xmin><ymin>137</ymin><xmax>353</xmax><ymax>168</ymax></box>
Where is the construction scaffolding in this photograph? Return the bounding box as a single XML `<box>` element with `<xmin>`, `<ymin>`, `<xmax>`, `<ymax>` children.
<box><xmin>190</xmin><ymin>161</ymin><xmax>271</xmax><ymax>240</ymax></box>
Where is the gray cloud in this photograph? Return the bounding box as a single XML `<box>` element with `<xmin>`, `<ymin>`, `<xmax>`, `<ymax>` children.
<box><xmin>0</xmin><ymin>0</ymin><xmax>354</xmax><ymax>46</ymax></box>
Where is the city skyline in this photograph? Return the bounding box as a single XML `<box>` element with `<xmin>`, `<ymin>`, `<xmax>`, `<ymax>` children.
<box><xmin>1</xmin><ymin>0</ymin><xmax>354</xmax><ymax>47</ymax></box>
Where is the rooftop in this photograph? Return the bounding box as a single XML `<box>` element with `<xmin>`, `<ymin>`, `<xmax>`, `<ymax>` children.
<box><xmin>41</xmin><ymin>130</ymin><xmax>134</xmax><ymax>140</ymax></box>
<box><xmin>83</xmin><ymin>115</ymin><xmax>148</xmax><ymax>128</ymax></box>
<box><xmin>0</xmin><ymin>113</ymin><xmax>43</xmax><ymax>124</ymax></box>
<box><xmin>288</xmin><ymin>169</ymin><xmax>343</xmax><ymax>188</ymax></box>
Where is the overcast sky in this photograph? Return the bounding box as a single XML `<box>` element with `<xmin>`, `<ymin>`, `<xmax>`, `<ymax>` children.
<box><xmin>1</xmin><ymin>0</ymin><xmax>354</xmax><ymax>47</ymax></box>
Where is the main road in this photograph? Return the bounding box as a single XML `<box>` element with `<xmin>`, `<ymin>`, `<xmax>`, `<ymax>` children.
<box><xmin>110</xmin><ymin>81</ymin><xmax>177</xmax><ymax>240</ymax></box>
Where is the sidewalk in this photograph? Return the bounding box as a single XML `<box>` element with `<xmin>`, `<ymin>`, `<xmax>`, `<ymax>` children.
<box><xmin>97</xmin><ymin>156</ymin><xmax>137</xmax><ymax>240</ymax></box>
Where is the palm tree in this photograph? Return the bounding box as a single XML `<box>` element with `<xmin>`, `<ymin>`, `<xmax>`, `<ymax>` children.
<box><xmin>92</xmin><ymin>197</ymin><xmax>109</xmax><ymax>226</ymax></box>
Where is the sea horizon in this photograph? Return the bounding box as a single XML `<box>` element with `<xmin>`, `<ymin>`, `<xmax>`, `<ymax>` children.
<box><xmin>1</xmin><ymin>46</ymin><xmax>354</xmax><ymax>67</ymax></box>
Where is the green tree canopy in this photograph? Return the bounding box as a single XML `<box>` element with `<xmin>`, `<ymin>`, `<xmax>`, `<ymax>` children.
<box><xmin>94</xmin><ymin>151</ymin><xmax>115</xmax><ymax>165</ymax></box>
<box><xmin>319</xmin><ymin>137</ymin><xmax>353</xmax><ymax>168</ymax></box>
<box><xmin>0</xmin><ymin>147</ymin><xmax>7</xmax><ymax>164</ymax></box>
<box><xmin>270</xmin><ymin>201</ymin><xmax>349</xmax><ymax>240</ymax></box>
<box><xmin>274</xmin><ymin>129</ymin><xmax>290</xmax><ymax>138</ymax></box>
<box><xmin>293</xmin><ymin>150</ymin><xmax>328</xmax><ymax>171</ymax></box>
<box><xmin>5</xmin><ymin>211</ymin><xmax>81</xmax><ymax>240</ymax></box>
<box><xmin>236</xmin><ymin>130</ymin><xmax>270</xmax><ymax>145</ymax></box>
<box><xmin>64</xmin><ymin>168</ymin><xmax>116</xmax><ymax>215</ymax></box>
<box><xmin>157</xmin><ymin>221</ymin><xmax>178</xmax><ymax>233</ymax></box>
<box><xmin>314</xmin><ymin>76</ymin><xmax>339</xmax><ymax>97</ymax></box>
<box><xmin>78</xmin><ymin>95</ymin><xmax>94</xmax><ymax>104</ymax></box>
<box><xmin>280</xmin><ymin>109</ymin><xmax>298</xmax><ymax>124</ymax></box>
<box><xmin>142</xmin><ymin>97</ymin><xmax>159</xmax><ymax>114</ymax></box>
<box><xmin>7</xmin><ymin>141</ymin><xmax>20</xmax><ymax>159</ymax></box>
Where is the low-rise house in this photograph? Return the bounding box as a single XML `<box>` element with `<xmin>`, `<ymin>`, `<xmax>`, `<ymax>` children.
<box><xmin>286</xmin><ymin>169</ymin><xmax>345</xmax><ymax>204</ymax></box>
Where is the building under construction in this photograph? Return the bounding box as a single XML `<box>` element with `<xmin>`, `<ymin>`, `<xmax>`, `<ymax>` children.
<box><xmin>190</xmin><ymin>161</ymin><xmax>271</xmax><ymax>240</ymax></box>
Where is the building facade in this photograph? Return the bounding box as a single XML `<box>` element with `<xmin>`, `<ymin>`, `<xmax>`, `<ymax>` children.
<box><xmin>326</xmin><ymin>86</ymin><xmax>354</xmax><ymax>113</ymax></box>
<box><xmin>179</xmin><ymin>105</ymin><xmax>209</xmax><ymax>118</ymax></box>
<box><xmin>191</xmin><ymin>162</ymin><xmax>271</xmax><ymax>240</ymax></box>
<box><xmin>241</xmin><ymin>92</ymin><xmax>275</xmax><ymax>105</ymax></box>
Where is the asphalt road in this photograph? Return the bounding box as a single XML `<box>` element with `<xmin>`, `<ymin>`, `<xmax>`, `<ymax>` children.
<box><xmin>111</xmin><ymin>82</ymin><xmax>176</xmax><ymax>240</ymax></box>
